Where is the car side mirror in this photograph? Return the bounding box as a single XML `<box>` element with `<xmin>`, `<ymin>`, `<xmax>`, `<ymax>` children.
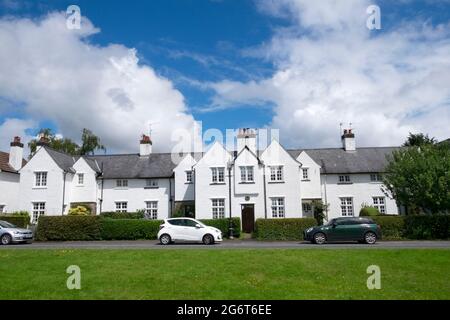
<box><xmin>195</xmin><ymin>224</ymin><xmax>202</xmax><ymax>229</ymax></box>
<box><xmin>332</xmin><ymin>223</ymin><xmax>337</xmax><ymax>228</ymax></box>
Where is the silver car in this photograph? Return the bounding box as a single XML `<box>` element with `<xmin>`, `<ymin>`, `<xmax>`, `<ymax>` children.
<box><xmin>0</xmin><ymin>220</ymin><xmax>34</xmax><ymax>245</ymax></box>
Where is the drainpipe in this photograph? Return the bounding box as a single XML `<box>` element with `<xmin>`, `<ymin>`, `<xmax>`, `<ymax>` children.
<box><xmin>262</xmin><ymin>163</ymin><xmax>268</xmax><ymax>219</ymax></box>
<box><xmin>227</xmin><ymin>162</ymin><xmax>234</xmax><ymax>239</ymax></box>
<box><xmin>62</xmin><ymin>171</ymin><xmax>67</xmax><ymax>215</ymax></box>
<box><xmin>99</xmin><ymin>163</ymin><xmax>104</xmax><ymax>213</ymax></box>
<box><xmin>169</xmin><ymin>177</ymin><xmax>173</xmax><ymax>218</ymax></box>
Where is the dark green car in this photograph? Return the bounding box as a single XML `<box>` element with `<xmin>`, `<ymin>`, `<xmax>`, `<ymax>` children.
<box><xmin>303</xmin><ymin>217</ymin><xmax>382</xmax><ymax>244</ymax></box>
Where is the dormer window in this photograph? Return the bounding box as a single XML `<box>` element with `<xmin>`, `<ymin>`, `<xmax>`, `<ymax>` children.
<box><xmin>116</xmin><ymin>179</ymin><xmax>128</xmax><ymax>188</ymax></box>
<box><xmin>370</xmin><ymin>173</ymin><xmax>382</xmax><ymax>182</ymax></box>
<box><xmin>186</xmin><ymin>171</ymin><xmax>193</xmax><ymax>183</ymax></box>
<box><xmin>302</xmin><ymin>168</ymin><xmax>309</xmax><ymax>180</ymax></box>
<box><xmin>146</xmin><ymin>179</ymin><xmax>158</xmax><ymax>188</ymax></box>
<box><xmin>338</xmin><ymin>175</ymin><xmax>351</xmax><ymax>183</ymax></box>
<box><xmin>269</xmin><ymin>166</ymin><xmax>284</xmax><ymax>182</ymax></box>
<box><xmin>240</xmin><ymin>166</ymin><xmax>254</xmax><ymax>183</ymax></box>
<box><xmin>77</xmin><ymin>173</ymin><xmax>84</xmax><ymax>185</ymax></box>
<box><xmin>211</xmin><ymin>167</ymin><xmax>225</xmax><ymax>183</ymax></box>
<box><xmin>34</xmin><ymin>172</ymin><xmax>47</xmax><ymax>187</ymax></box>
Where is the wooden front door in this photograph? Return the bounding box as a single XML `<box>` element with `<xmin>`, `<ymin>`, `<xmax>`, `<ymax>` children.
<box><xmin>241</xmin><ymin>204</ymin><xmax>255</xmax><ymax>233</ymax></box>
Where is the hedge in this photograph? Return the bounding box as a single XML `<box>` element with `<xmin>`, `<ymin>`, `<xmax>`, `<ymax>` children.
<box><xmin>0</xmin><ymin>215</ymin><xmax>30</xmax><ymax>228</ymax></box>
<box><xmin>254</xmin><ymin>218</ymin><xmax>317</xmax><ymax>240</ymax></box>
<box><xmin>371</xmin><ymin>216</ymin><xmax>405</xmax><ymax>240</ymax></box>
<box><xmin>101</xmin><ymin>219</ymin><xmax>163</xmax><ymax>240</ymax></box>
<box><xmin>36</xmin><ymin>216</ymin><xmax>102</xmax><ymax>241</ymax></box>
<box><xmin>99</xmin><ymin>211</ymin><xmax>144</xmax><ymax>219</ymax></box>
<box><xmin>199</xmin><ymin>218</ymin><xmax>241</xmax><ymax>238</ymax></box>
<box><xmin>403</xmin><ymin>215</ymin><xmax>450</xmax><ymax>240</ymax></box>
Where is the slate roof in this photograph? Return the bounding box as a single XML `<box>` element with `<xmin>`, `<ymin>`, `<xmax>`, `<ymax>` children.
<box><xmin>287</xmin><ymin>147</ymin><xmax>400</xmax><ymax>174</ymax></box>
<box><xmin>0</xmin><ymin>151</ymin><xmax>27</xmax><ymax>173</ymax></box>
<box><xmin>44</xmin><ymin>147</ymin><xmax>78</xmax><ymax>173</ymax></box>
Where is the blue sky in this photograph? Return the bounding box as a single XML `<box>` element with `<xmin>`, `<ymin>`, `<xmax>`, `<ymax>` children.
<box><xmin>0</xmin><ymin>0</ymin><xmax>449</xmax><ymax>152</ymax></box>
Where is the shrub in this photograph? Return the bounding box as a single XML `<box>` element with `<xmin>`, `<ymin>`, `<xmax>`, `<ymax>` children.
<box><xmin>403</xmin><ymin>215</ymin><xmax>450</xmax><ymax>240</ymax></box>
<box><xmin>0</xmin><ymin>215</ymin><xmax>30</xmax><ymax>228</ymax></box>
<box><xmin>100</xmin><ymin>219</ymin><xmax>163</xmax><ymax>240</ymax></box>
<box><xmin>360</xmin><ymin>206</ymin><xmax>380</xmax><ymax>216</ymax></box>
<box><xmin>371</xmin><ymin>216</ymin><xmax>405</xmax><ymax>240</ymax></box>
<box><xmin>68</xmin><ymin>206</ymin><xmax>90</xmax><ymax>216</ymax></box>
<box><xmin>254</xmin><ymin>218</ymin><xmax>317</xmax><ymax>240</ymax></box>
<box><xmin>11</xmin><ymin>211</ymin><xmax>30</xmax><ymax>217</ymax></box>
<box><xmin>36</xmin><ymin>216</ymin><xmax>102</xmax><ymax>241</ymax></box>
<box><xmin>199</xmin><ymin>217</ymin><xmax>241</xmax><ymax>238</ymax></box>
<box><xmin>100</xmin><ymin>211</ymin><xmax>145</xmax><ymax>219</ymax></box>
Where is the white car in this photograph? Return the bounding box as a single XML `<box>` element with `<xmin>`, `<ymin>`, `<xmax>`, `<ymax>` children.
<box><xmin>157</xmin><ymin>218</ymin><xmax>223</xmax><ymax>245</ymax></box>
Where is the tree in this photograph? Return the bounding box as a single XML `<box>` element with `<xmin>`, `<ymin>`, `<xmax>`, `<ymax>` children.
<box><xmin>382</xmin><ymin>143</ymin><xmax>450</xmax><ymax>214</ymax></box>
<box><xmin>79</xmin><ymin>128</ymin><xmax>105</xmax><ymax>155</ymax></box>
<box><xmin>403</xmin><ymin>132</ymin><xmax>437</xmax><ymax>147</ymax></box>
<box><xmin>28</xmin><ymin>128</ymin><xmax>105</xmax><ymax>157</ymax></box>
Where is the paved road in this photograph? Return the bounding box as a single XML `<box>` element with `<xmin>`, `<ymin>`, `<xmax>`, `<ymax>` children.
<box><xmin>1</xmin><ymin>240</ymin><xmax>449</xmax><ymax>250</ymax></box>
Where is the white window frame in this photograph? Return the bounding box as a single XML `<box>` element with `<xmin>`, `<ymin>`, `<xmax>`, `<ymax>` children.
<box><xmin>185</xmin><ymin>170</ymin><xmax>193</xmax><ymax>183</ymax></box>
<box><xmin>269</xmin><ymin>166</ymin><xmax>284</xmax><ymax>182</ymax></box>
<box><xmin>302</xmin><ymin>168</ymin><xmax>309</xmax><ymax>180</ymax></box>
<box><xmin>340</xmin><ymin>197</ymin><xmax>354</xmax><ymax>216</ymax></box>
<box><xmin>370</xmin><ymin>173</ymin><xmax>383</xmax><ymax>182</ymax></box>
<box><xmin>34</xmin><ymin>171</ymin><xmax>48</xmax><ymax>187</ymax></box>
<box><xmin>32</xmin><ymin>202</ymin><xmax>45</xmax><ymax>223</ymax></box>
<box><xmin>338</xmin><ymin>175</ymin><xmax>351</xmax><ymax>183</ymax></box>
<box><xmin>211</xmin><ymin>198</ymin><xmax>225</xmax><ymax>219</ymax></box>
<box><xmin>115</xmin><ymin>201</ymin><xmax>128</xmax><ymax>213</ymax></box>
<box><xmin>146</xmin><ymin>179</ymin><xmax>158</xmax><ymax>188</ymax></box>
<box><xmin>77</xmin><ymin>173</ymin><xmax>84</xmax><ymax>186</ymax></box>
<box><xmin>271</xmin><ymin>197</ymin><xmax>285</xmax><ymax>218</ymax></box>
<box><xmin>145</xmin><ymin>201</ymin><xmax>158</xmax><ymax>219</ymax></box>
<box><xmin>211</xmin><ymin>167</ymin><xmax>225</xmax><ymax>183</ymax></box>
<box><xmin>240</xmin><ymin>166</ymin><xmax>254</xmax><ymax>183</ymax></box>
<box><xmin>116</xmin><ymin>179</ymin><xmax>128</xmax><ymax>188</ymax></box>
<box><xmin>373</xmin><ymin>197</ymin><xmax>386</xmax><ymax>214</ymax></box>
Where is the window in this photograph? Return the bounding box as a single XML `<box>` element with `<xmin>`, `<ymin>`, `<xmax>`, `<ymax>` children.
<box><xmin>338</xmin><ymin>175</ymin><xmax>351</xmax><ymax>183</ymax></box>
<box><xmin>146</xmin><ymin>179</ymin><xmax>158</xmax><ymax>188</ymax></box>
<box><xmin>34</xmin><ymin>172</ymin><xmax>47</xmax><ymax>187</ymax></box>
<box><xmin>115</xmin><ymin>202</ymin><xmax>127</xmax><ymax>213</ymax></box>
<box><xmin>32</xmin><ymin>202</ymin><xmax>45</xmax><ymax>223</ymax></box>
<box><xmin>211</xmin><ymin>167</ymin><xmax>225</xmax><ymax>183</ymax></box>
<box><xmin>271</xmin><ymin>197</ymin><xmax>285</xmax><ymax>218</ymax></box>
<box><xmin>240</xmin><ymin>166</ymin><xmax>254</xmax><ymax>182</ymax></box>
<box><xmin>373</xmin><ymin>197</ymin><xmax>386</xmax><ymax>214</ymax></box>
<box><xmin>269</xmin><ymin>166</ymin><xmax>284</xmax><ymax>182</ymax></box>
<box><xmin>302</xmin><ymin>168</ymin><xmax>309</xmax><ymax>180</ymax></box>
<box><xmin>145</xmin><ymin>201</ymin><xmax>158</xmax><ymax>219</ymax></box>
<box><xmin>186</xmin><ymin>171</ymin><xmax>193</xmax><ymax>183</ymax></box>
<box><xmin>77</xmin><ymin>173</ymin><xmax>84</xmax><ymax>185</ymax></box>
<box><xmin>116</xmin><ymin>179</ymin><xmax>128</xmax><ymax>188</ymax></box>
<box><xmin>370</xmin><ymin>173</ymin><xmax>383</xmax><ymax>182</ymax></box>
<box><xmin>211</xmin><ymin>199</ymin><xmax>225</xmax><ymax>219</ymax></box>
<box><xmin>0</xmin><ymin>205</ymin><xmax>4</xmax><ymax>214</ymax></box>
<box><xmin>302</xmin><ymin>203</ymin><xmax>312</xmax><ymax>216</ymax></box>
<box><xmin>340</xmin><ymin>197</ymin><xmax>354</xmax><ymax>216</ymax></box>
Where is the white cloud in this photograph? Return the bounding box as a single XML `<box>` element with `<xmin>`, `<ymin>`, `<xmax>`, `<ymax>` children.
<box><xmin>0</xmin><ymin>12</ymin><xmax>200</xmax><ymax>153</ymax></box>
<box><xmin>209</xmin><ymin>0</ymin><xmax>450</xmax><ymax>147</ymax></box>
<box><xmin>0</xmin><ymin>118</ymin><xmax>36</xmax><ymax>152</ymax></box>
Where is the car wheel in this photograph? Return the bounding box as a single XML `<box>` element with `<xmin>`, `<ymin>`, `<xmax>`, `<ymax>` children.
<box><xmin>1</xmin><ymin>234</ymin><xmax>12</xmax><ymax>245</ymax></box>
<box><xmin>313</xmin><ymin>232</ymin><xmax>326</xmax><ymax>245</ymax></box>
<box><xmin>159</xmin><ymin>234</ymin><xmax>172</xmax><ymax>245</ymax></box>
<box><xmin>364</xmin><ymin>232</ymin><xmax>377</xmax><ymax>244</ymax></box>
<box><xmin>202</xmin><ymin>234</ymin><xmax>214</xmax><ymax>245</ymax></box>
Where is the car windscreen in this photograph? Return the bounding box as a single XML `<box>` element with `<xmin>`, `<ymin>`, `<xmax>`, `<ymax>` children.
<box><xmin>0</xmin><ymin>221</ymin><xmax>16</xmax><ymax>228</ymax></box>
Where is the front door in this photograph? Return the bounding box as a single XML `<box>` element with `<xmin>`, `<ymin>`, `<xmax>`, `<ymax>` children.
<box><xmin>241</xmin><ymin>204</ymin><xmax>255</xmax><ymax>233</ymax></box>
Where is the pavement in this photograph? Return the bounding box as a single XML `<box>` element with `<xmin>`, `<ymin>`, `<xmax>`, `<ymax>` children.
<box><xmin>1</xmin><ymin>240</ymin><xmax>450</xmax><ymax>250</ymax></box>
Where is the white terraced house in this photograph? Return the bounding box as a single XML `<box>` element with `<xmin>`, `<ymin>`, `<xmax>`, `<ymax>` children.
<box><xmin>0</xmin><ymin>129</ymin><xmax>402</xmax><ymax>231</ymax></box>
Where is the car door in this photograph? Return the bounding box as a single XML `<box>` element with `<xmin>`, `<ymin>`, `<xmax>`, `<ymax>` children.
<box><xmin>182</xmin><ymin>219</ymin><xmax>204</xmax><ymax>241</ymax></box>
<box><xmin>167</xmin><ymin>219</ymin><xmax>187</xmax><ymax>240</ymax></box>
<box><xmin>328</xmin><ymin>218</ymin><xmax>360</xmax><ymax>241</ymax></box>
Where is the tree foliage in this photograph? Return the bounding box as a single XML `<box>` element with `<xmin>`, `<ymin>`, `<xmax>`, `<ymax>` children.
<box><xmin>383</xmin><ymin>142</ymin><xmax>450</xmax><ymax>214</ymax></box>
<box><xmin>402</xmin><ymin>132</ymin><xmax>437</xmax><ymax>147</ymax></box>
<box><xmin>28</xmin><ymin>128</ymin><xmax>105</xmax><ymax>157</ymax></box>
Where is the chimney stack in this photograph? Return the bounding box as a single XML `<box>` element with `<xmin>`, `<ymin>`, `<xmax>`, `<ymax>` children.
<box><xmin>35</xmin><ymin>134</ymin><xmax>50</xmax><ymax>152</ymax></box>
<box><xmin>139</xmin><ymin>134</ymin><xmax>152</xmax><ymax>156</ymax></box>
<box><xmin>341</xmin><ymin>129</ymin><xmax>356</xmax><ymax>152</ymax></box>
<box><xmin>9</xmin><ymin>136</ymin><xmax>24</xmax><ymax>171</ymax></box>
<box><xmin>237</xmin><ymin>128</ymin><xmax>257</xmax><ymax>154</ymax></box>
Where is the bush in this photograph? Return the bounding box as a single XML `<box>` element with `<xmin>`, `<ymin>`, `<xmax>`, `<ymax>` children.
<box><xmin>254</xmin><ymin>218</ymin><xmax>317</xmax><ymax>240</ymax></box>
<box><xmin>199</xmin><ymin>218</ymin><xmax>241</xmax><ymax>238</ymax></box>
<box><xmin>11</xmin><ymin>211</ymin><xmax>30</xmax><ymax>217</ymax></box>
<box><xmin>0</xmin><ymin>215</ymin><xmax>30</xmax><ymax>228</ymax></box>
<box><xmin>360</xmin><ymin>206</ymin><xmax>380</xmax><ymax>216</ymax></box>
<box><xmin>101</xmin><ymin>219</ymin><xmax>163</xmax><ymax>240</ymax></box>
<box><xmin>36</xmin><ymin>216</ymin><xmax>102</xmax><ymax>241</ymax></box>
<box><xmin>68</xmin><ymin>206</ymin><xmax>90</xmax><ymax>216</ymax></box>
<box><xmin>100</xmin><ymin>211</ymin><xmax>145</xmax><ymax>219</ymax></box>
<box><xmin>403</xmin><ymin>215</ymin><xmax>450</xmax><ymax>240</ymax></box>
<box><xmin>371</xmin><ymin>216</ymin><xmax>405</xmax><ymax>240</ymax></box>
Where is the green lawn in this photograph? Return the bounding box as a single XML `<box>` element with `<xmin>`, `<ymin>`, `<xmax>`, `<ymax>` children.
<box><xmin>1</xmin><ymin>249</ymin><xmax>449</xmax><ymax>299</ymax></box>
